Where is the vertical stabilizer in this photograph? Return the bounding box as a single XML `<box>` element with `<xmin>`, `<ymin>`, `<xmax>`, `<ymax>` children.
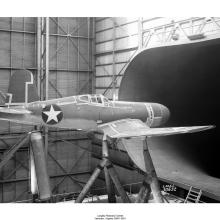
<box><xmin>0</xmin><ymin>91</ymin><xmax>6</xmax><ymax>105</ymax></box>
<box><xmin>7</xmin><ymin>69</ymin><xmax>39</xmax><ymax>103</ymax></box>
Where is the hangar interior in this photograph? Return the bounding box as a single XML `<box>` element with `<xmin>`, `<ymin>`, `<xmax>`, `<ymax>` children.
<box><xmin>0</xmin><ymin>17</ymin><xmax>219</xmax><ymax>203</ymax></box>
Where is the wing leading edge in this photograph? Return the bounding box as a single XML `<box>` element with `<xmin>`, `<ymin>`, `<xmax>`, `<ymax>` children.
<box><xmin>0</xmin><ymin>107</ymin><xmax>32</xmax><ymax>114</ymax></box>
<box><xmin>98</xmin><ymin>119</ymin><xmax>214</xmax><ymax>139</ymax></box>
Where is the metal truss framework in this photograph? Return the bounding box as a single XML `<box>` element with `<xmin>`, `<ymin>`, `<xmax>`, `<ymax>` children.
<box><xmin>0</xmin><ymin>131</ymin><xmax>93</xmax><ymax>202</ymax></box>
<box><xmin>95</xmin><ymin>17</ymin><xmax>220</xmax><ymax>98</ymax></box>
<box><xmin>0</xmin><ymin>17</ymin><xmax>95</xmax><ymax>202</ymax></box>
<box><xmin>37</xmin><ymin>17</ymin><xmax>95</xmax><ymax>99</ymax></box>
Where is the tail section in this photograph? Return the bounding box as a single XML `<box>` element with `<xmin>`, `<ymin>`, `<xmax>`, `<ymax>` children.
<box><xmin>0</xmin><ymin>91</ymin><xmax>7</xmax><ymax>105</ymax></box>
<box><xmin>7</xmin><ymin>69</ymin><xmax>39</xmax><ymax>104</ymax></box>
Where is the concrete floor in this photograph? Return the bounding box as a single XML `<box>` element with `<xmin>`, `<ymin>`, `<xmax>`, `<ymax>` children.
<box><xmin>77</xmin><ymin>193</ymin><xmax>183</xmax><ymax>203</ymax></box>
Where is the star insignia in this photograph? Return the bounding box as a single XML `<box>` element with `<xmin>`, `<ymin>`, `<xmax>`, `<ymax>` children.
<box><xmin>42</xmin><ymin>104</ymin><xmax>63</xmax><ymax>125</ymax></box>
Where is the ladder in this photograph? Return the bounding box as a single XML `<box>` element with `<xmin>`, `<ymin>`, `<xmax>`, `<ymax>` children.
<box><xmin>184</xmin><ymin>186</ymin><xmax>202</xmax><ymax>203</ymax></box>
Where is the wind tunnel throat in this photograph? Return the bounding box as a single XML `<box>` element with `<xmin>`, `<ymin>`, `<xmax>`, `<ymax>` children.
<box><xmin>145</xmin><ymin>103</ymin><xmax>170</xmax><ymax>127</ymax></box>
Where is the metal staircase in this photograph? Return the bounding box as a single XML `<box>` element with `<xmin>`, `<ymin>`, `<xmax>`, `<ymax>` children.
<box><xmin>184</xmin><ymin>186</ymin><xmax>203</xmax><ymax>203</ymax></box>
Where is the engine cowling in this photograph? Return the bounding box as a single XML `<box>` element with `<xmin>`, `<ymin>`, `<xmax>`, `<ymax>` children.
<box><xmin>145</xmin><ymin>103</ymin><xmax>170</xmax><ymax>127</ymax></box>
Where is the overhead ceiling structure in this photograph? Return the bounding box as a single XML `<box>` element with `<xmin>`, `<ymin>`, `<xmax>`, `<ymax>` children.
<box><xmin>119</xmin><ymin>36</ymin><xmax>220</xmax><ymax>198</ymax></box>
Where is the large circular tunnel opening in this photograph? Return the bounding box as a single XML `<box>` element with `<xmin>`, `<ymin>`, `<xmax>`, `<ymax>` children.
<box><xmin>119</xmin><ymin>37</ymin><xmax>219</xmax><ymax>178</ymax></box>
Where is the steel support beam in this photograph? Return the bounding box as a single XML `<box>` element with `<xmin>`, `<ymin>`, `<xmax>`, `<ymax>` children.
<box><xmin>87</xmin><ymin>18</ymin><xmax>90</xmax><ymax>93</ymax></box>
<box><xmin>48</xmin><ymin>151</ymin><xmax>84</xmax><ymax>189</ymax></box>
<box><xmin>112</xmin><ymin>18</ymin><xmax>117</xmax><ymax>100</ymax></box>
<box><xmin>102</xmin><ymin>139</ymin><xmax>116</xmax><ymax>203</ymax></box>
<box><xmin>37</xmin><ymin>17</ymin><xmax>41</xmax><ymax>96</ymax></box>
<box><xmin>141</xmin><ymin>137</ymin><xmax>164</xmax><ymax>203</ymax></box>
<box><xmin>135</xmin><ymin>178</ymin><xmax>151</xmax><ymax>203</ymax></box>
<box><xmin>106</xmin><ymin>163</ymin><xmax>130</xmax><ymax>203</ymax></box>
<box><xmin>0</xmin><ymin>134</ymin><xmax>30</xmax><ymax>170</ymax></box>
<box><xmin>91</xmin><ymin>17</ymin><xmax>96</xmax><ymax>94</ymax></box>
<box><xmin>0</xmin><ymin>138</ymin><xmax>29</xmax><ymax>171</ymax></box>
<box><xmin>38</xmin><ymin>17</ymin><xmax>50</xmax><ymax>156</ymax></box>
<box><xmin>0</xmin><ymin>28</ymin><xmax>93</xmax><ymax>39</ymax></box>
<box><xmin>104</xmin><ymin>166</ymin><xmax>116</xmax><ymax>203</ymax></box>
<box><xmin>75</xmin><ymin>159</ymin><xmax>107</xmax><ymax>203</ymax></box>
<box><xmin>138</xmin><ymin>17</ymin><xmax>143</xmax><ymax>50</ymax></box>
<box><xmin>45</xmin><ymin>17</ymin><xmax>49</xmax><ymax>101</ymax></box>
<box><xmin>76</xmin><ymin>138</ymin><xmax>130</xmax><ymax>203</ymax></box>
<box><xmin>44</xmin><ymin>17</ymin><xmax>49</xmax><ymax>156</ymax></box>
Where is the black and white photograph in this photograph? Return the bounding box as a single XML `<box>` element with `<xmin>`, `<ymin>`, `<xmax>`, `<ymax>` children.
<box><xmin>0</xmin><ymin>1</ymin><xmax>219</xmax><ymax>219</ymax></box>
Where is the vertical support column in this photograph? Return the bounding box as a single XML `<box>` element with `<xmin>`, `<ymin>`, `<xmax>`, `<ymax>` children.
<box><xmin>37</xmin><ymin>17</ymin><xmax>42</xmax><ymax>97</ymax></box>
<box><xmin>56</xmin><ymin>17</ymin><xmax>59</xmax><ymax>98</ymax></box>
<box><xmin>77</xmin><ymin>17</ymin><xmax>80</xmax><ymax>94</ymax></box>
<box><xmin>87</xmin><ymin>18</ymin><xmax>91</xmax><ymax>93</ymax></box>
<box><xmin>40</xmin><ymin>17</ymin><xmax>44</xmax><ymax>101</ymax></box>
<box><xmin>142</xmin><ymin>137</ymin><xmax>164</xmax><ymax>203</ymax></box>
<box><xmin>45</xmin><ymin>17</ymin><xmax>49</xmax><ymax>101</ymax></box>
<box><xmin>67</xmin><ymin>24</ymin><xmax>69</xmax><ymax>72</ymax></box>
<box><xmin>37</xmin><ymin>17</ymin><xmax>49</xmax><ymax>157</ymax></box>
<box><xmin>30</xmin><ymin>132</ymin><xmax>51</xmax><ymax>201</ymax></box>
<box><xmin>44</xmin><ymin>17</ymin><xmax>50</xmax><ymax>156</ymax></box>
<box><xmin>138</xmin><ymin>17</ymin><xmax>143</xmax><ymax>50</ymax></box>
<box><xmin>22</xmin><ymin>17</ymin><xmax>25</xmax><ymax>69</ymax></box>
<box><xmin>91</xmin><ymin>18</ymin><xmax>96</xmax><ymax>94</ymax></box>
<box><xmin>112</xmin><ymin>18</ymin><xmax>117</xmax><ymax>101</ymax></box>
<box><xmin>9</xmin><ymin>17</ymin><xmax>13</xmax><ymax>78</ymax></box>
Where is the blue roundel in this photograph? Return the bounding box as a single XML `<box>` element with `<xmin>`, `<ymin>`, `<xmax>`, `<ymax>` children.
<box><xmin>42</xmin><ymin>104</ymin><xmax>63</xmax><ymax>125</ymax></box>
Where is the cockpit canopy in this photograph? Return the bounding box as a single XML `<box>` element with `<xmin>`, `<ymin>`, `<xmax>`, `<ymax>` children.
<box><xmin>78</xmin><ymin>94</ymin><xmax>112</xmax><ymax>106</ymax></box>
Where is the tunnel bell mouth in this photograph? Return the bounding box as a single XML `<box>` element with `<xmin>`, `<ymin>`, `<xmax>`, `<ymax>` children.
<box><xmin>119</xmin><ymin>35</ymin><xmax>219</xmax><ymax>177</ymax></box>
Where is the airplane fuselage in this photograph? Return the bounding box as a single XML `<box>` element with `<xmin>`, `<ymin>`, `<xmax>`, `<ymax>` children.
<box><xmin>4</xmin><ymin>94</ymin><xmax>170</xmax><ymax>130</ymax></box>
<box><xmin>0</xmin><ymin>95</ymin><xmax>169</xmax><ymax>130</ymax></box>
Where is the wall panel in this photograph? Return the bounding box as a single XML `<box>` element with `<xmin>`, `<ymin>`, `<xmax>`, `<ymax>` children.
<box><xmin>0</xmin><ymin>32</ymin><xmax>10</xmax><ymax>67</ymax></box>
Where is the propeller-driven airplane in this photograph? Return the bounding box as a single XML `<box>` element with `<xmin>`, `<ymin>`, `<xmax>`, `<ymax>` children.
<box><xmin>0</xmin><ymin>69</ymin><xmax>215</xmax><ymax>203</ymax></box>
<box><xmin>0</xmin><ymin>70</ymin><xmax>214</xmax><ymax>139</ymax></box>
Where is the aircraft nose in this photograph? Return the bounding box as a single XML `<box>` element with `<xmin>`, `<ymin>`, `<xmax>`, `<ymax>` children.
<box><xmin>160</xmin><ymin>104</ymin><xmax>170</xmax><ymax>125</ymax></box>
<box><xmin>147</xmin><ymin>103</ymin><xmax>170</xmax><ymax>127</ymax></box>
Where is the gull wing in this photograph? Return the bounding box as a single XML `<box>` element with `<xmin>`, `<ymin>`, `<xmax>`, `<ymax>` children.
<box><xmin>98</xmin><ymin>119</ymin><xmax>214</xmax><ymax>139</ymax></box>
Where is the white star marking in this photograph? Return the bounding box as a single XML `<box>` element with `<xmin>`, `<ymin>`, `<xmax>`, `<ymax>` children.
<box><xmin>43</xmin><ymin>105</ymin><xmax>61</xmax><ymax>123</ymax></box>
